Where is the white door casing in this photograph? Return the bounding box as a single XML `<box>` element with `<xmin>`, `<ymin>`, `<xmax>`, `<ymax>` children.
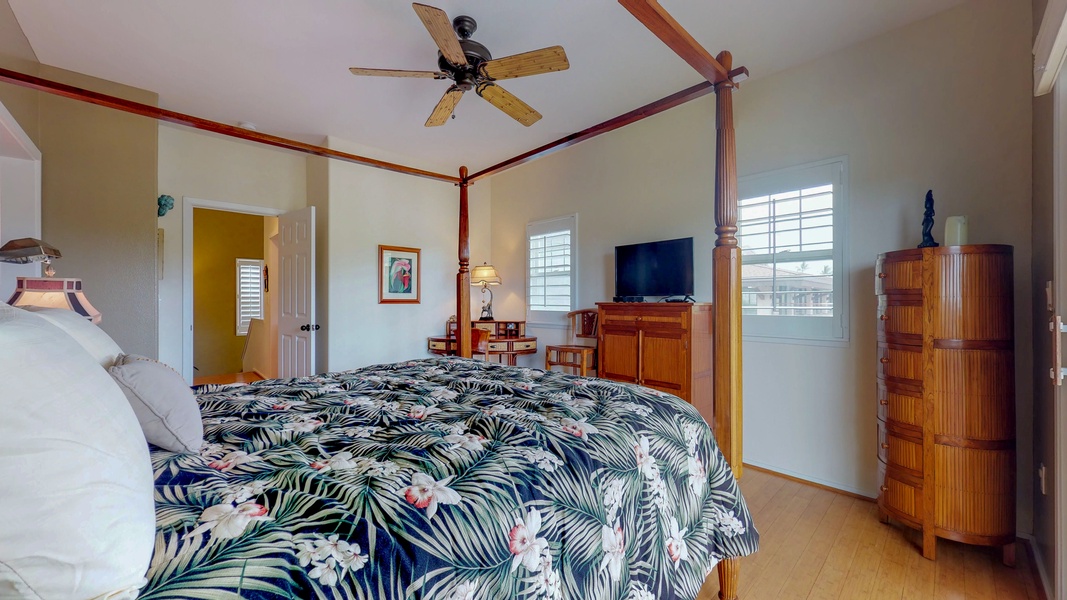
<box><xmin>1055</xmin><ymin>73</ymin><xmax>1067</xmax><ymax>600</ymax></box>
<box><xmin>277</xmin><ymin>206</ymin><xmax>316</xmax><ymax>378</ymax></box>
<box><xmin>180</xmin><ymin>198</ymin><xmax>285</xmax><ymax>382</ymax></box>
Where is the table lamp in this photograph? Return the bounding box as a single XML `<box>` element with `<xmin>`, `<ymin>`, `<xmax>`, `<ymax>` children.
<box><xmin>471</xmin><ymin>262</ymin><xmax>501</xmax><ymax>321</ymax></box>
<box><xmin>0</xmin><ymin>238</ymin><xmax>101</xmax><ymax>323</ymax></box>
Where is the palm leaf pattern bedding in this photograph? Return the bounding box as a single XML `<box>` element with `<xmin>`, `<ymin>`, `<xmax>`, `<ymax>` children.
<box><xmin>143</xmin><ymin>357</ymin><xmax>758</xmax><ymax>600</ymax></box>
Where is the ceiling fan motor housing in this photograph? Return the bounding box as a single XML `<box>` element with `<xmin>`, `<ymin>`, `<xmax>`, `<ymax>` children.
<box><xmin>437</xmin><ymin>17</ymin><xmax>492</xmax><ymax>92</ymax></box>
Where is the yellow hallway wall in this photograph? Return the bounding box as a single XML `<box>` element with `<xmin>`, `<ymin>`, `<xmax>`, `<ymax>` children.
<box><xmin>193</xmin><ymin>208</ymin><xmax>264</xmax><ymax>376</ymax></box>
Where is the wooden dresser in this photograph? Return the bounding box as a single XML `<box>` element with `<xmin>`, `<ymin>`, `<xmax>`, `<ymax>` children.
<box><xmin>596</xmin><ymin>302</ymin><xmax>713</xmax><ymax>420</ymax></box>
<box><xmin>875</xmin><ymin>245</ymin><xmax>1015</xmax><ymax>564</ymax></box>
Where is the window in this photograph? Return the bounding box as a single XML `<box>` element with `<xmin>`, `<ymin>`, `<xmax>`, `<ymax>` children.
<box><xmin>236</xmin><ymin>258</ymin><xmax>264</xmax><ymax>336</ymax></box>
<box><xmin>527</xmin><ymin>214</ymin><xmax>577</xmax><ymax>319</ymax></box>
<box><xmin>738</xmin><ymin>158</ymin><xmax>848</xmax><ymax>343</ymax></box>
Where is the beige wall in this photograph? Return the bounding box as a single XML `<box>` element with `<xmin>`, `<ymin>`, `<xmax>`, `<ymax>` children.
<box><xmin>192</xmin><ymin>208</ymin><xmax>264</xmax><ymax>376</ymax></box>
<box><xmin>0</xmin><ymin>5</ymin><xmax>159</xmax><ymax>358</ymax></box>
<box><xmin>490</xmin><ymin>0</ymin><xmax>1035</xmax><ymax>531</ymax></box>
<box><xmin>311</xmin><ymin>137</ymin><xmax>491</xmax><ymax>372</ymax></box>
<box><xmin>37</xmin><ymin>65</ymin><xmax>159</xmax><ymax>357</ymax></box>
<box><xmin>156</xmin><ymin>124</ymin><xmax>306</xmax><ymax>372</ymax></box>
<box><xmin>0</xmin><ymin>0</ymin><xmax>38</xmax><ymax>144</ymax></box>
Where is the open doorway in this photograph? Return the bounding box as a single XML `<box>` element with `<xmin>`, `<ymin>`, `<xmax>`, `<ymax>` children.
<box><xmin>190</xmin><ymin>207</ymin><xmax>278</xmax><ymax>384</ymax></box>
<box><xmin>181</xmin><ymin>197</ymin><xmax>285</xmax><ymax>383</ymax></box>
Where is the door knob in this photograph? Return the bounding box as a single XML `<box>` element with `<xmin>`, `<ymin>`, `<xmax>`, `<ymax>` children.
<box><xmin>300</xmin><ymin>324</ymin><xmax>310</xmax><ymax>331</ymax></box>
<box><xmin>314</xmin><ymin>324</ymin><xmax>321</xmax><ymax>331</ymax></box>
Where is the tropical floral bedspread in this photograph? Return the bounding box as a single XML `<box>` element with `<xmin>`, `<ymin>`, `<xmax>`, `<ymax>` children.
<box><xmin>142</xmin><ymin>357</ymin><xmax>758</xmax><ymax>600</ymax></box>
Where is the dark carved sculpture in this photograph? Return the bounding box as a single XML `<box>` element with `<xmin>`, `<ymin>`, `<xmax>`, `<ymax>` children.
<box><xmin>918</xmin><ymin>190</ymin><xmax>939</xmax><ymax>248</ymax></box>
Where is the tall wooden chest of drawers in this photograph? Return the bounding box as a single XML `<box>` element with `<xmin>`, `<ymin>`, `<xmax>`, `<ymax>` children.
<box><xmin>875</xmin><ymin>245</ymin><xmax>1015</xmax><ymax>563</ymax></box>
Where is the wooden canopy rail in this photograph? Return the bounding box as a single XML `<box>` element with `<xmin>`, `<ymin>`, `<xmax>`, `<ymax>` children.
<box><xmin>0</xmin><ymin>67</ymin><xmax>460</xmax><ymax>184</ymax></box>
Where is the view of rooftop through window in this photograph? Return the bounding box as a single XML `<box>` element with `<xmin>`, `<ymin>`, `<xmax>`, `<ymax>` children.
<box><xmin>738</xmin><ymin>183</ymin><xmax>834</xmax><ymax>317</ymax></box>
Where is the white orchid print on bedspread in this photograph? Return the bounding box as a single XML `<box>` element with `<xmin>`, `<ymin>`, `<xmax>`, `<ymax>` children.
<box><xmin>140</xmin><ymin>357</ymin><xmax>757</xmax><ymax>599</ymax></box>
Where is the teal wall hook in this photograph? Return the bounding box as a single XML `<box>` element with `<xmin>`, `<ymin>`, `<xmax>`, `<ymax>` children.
<box><xmin>158</xmin><ymin>194</ymin><xmax>175</xmax><ymax>217</ymax></box>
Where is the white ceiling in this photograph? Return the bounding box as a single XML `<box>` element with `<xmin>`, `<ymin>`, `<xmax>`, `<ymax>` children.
<box><xmin>9</xmin><ymin>0</ymin><xmax>964</xmax><ymax>175</ymax></box>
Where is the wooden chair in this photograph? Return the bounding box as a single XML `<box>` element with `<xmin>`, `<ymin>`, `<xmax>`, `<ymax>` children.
<box><xmin>470</xmin><ymin>327</ymin><xmax>490</xmax><ymax>361</ymax></box>
<box><xmin>544</xmin><ymin>309</ymin><xmax>598</xmax><ymax>376</ymax></box>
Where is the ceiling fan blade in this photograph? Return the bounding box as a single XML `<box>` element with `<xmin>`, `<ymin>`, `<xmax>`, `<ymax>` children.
<box><xmin>618</xmin><ymin>0</ymin><xmax>728</xmax><ymax>83</ymax></box>
<box><xmin>476</xmin><ymin>83</ymin><xmax>541</xmax><ymax>127</ymax></box>
<box><xmin>479</xmin><ymin>46</ymin><xmax>570</xmax><ymax>81</ymax></box>
<box><xmin>412</xmin><ymin>3</ymin><xmax>468</xmax><ymax>67</ymax></box>
<box><xmin>425</xmin><ymin>86</ymin><xmax>464</xmax><ymax>127</ymax></box>
<box><xmin>349</xmin><ymin>67</ymin><xmax>446</xmax><ymax>79</ymax></box>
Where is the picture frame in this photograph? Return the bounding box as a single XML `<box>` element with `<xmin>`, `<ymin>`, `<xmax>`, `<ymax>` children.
<box><xmin>378</xmin><ymin>245</ymin><xmax>421</xmax><ymax>304</ymax></box>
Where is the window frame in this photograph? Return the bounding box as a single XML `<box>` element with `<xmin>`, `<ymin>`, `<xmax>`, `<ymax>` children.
<box><xmin>526</xmin><ymin>214</ymin><xmax>578</xmax><ymax>325</ymax></box>
<box><xmin>236</xmin><ymin>258</ymin><xmax>265</xmax><ymax>336</ymax></box>
<box><xmin>738</xmin><ymin>157</ymin><xmax>850</xmax><ymax>345</ymax></box>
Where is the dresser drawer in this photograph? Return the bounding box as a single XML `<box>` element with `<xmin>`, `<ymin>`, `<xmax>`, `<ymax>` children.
<box><xmin>877</xmin><ymin>343</ymin><xmax>922</xmax><ymax>383</ymax></box>
<box><xmin>877</xmin><ymin>295</ymin><xmax>923</xmax><ymax>344</ymax></box>
<box><xmin>512</xmin><ymin>340</ymin><xmax>536</xmax><ymax>351</ymax></box>
<box><xmin>878</xmin><ymin>460</ymin><xmax>923</xmax><ymax>526</ymax></box>
<box><xmin>877</xmin><ymin>379</ymin><xmax>923</xmax><ymax>431</ymax></box>
<box><xmin>878</xmin><ymin>421</ymin><xmax>923</xmax><ymax>476</ymax></box>
<box><xmin>876</xmin><ymin>253</ymin><xmax>922</xmax><ymax>294</ymax></box>
<box><xmin>487</xmin><ymin>342</ymin><xmax>509</xmax><ymax>352</ymax></box>
<box><xmin>599</xmin><ymin>309</ymin><xmax>687</xmax><ymax>329</ymax></box>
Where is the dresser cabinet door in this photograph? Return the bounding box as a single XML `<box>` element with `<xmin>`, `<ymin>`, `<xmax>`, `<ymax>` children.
<box><xmin>639</xmin><ymin>326</ymin><xmax>687</xmax><ymax>397</ymax></box>
<box><xmin>598</xmin><ymin>323</ymin><xmax>639</xmax><ymax>384</ymax></box>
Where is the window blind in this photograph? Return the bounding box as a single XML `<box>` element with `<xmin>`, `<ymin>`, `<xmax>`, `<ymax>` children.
<box><xmin>236</xmin><ymin>258</ymin><xmax>264</xmax><ymax>336</ymax></box>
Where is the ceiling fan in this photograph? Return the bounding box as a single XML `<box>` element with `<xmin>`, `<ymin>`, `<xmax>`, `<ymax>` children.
<box><xmin>349</xmin><ymin>3</ymin><xmax>570</xmax><ymax>127</ymax></box>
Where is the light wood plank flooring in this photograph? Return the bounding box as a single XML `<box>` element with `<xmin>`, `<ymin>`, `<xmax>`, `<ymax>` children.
<box><xmin>697</xmin><ymin>468</ymin><xmax>1045</xmax><ymax>600</ymax></box>
<box><xmin>192</xmin><ymin>371</ymin><xmax>265</xmax><ymax>385</ymax></box>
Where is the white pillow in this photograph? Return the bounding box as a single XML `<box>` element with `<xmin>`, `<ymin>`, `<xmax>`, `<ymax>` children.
<box><xmin>21</xmin><ymin>306</ymin><xmax>123</xmax><ymax>368</ymax></box>
<box><xmin>110</xmin><ymin>353</ymin><xmax>204</xmax><ymax>453</ymax></box>
<box><xmin>0</xmin><ymin>304</ymin><xmax>155</xmax><ymax>599</ymax></box>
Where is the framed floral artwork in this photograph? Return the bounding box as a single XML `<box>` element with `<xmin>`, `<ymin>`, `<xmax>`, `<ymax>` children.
<box><xmin>378</xmin><ymin>245</ymin><xmax>420</xmax><ymax>304</ymax></box>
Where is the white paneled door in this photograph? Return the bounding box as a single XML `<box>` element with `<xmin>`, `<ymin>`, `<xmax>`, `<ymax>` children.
<box><xmin>278</xmin><ymin>206</ymin><xmax>316</xmax><ymax>378</ymax></box>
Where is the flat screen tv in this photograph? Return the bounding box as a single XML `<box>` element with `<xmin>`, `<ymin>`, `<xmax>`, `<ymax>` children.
<box><xmin>615</xmin><ymin>237</ymin><xmax>694</xmax><ymax>299</ymax></box>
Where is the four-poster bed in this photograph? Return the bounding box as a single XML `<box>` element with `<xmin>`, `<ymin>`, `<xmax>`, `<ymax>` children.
<box><xmin>0</xmin><ymin>1</ymin><xmax>754</xmax><ymax>597</ymax></box>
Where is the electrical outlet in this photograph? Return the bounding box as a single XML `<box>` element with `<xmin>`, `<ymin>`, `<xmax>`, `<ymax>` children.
<box><xmin>1039</xmin><ymin>463</ymin><xmax>1047</xmax><ymax>495</ymax></box>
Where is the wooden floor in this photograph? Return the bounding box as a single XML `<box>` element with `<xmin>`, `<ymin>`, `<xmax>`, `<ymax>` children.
<box><xmin>192</xmin><ymin>371</ymin><xmax>265</xmax><ymax>385</ymax></box>
<box><xmin>697</xmin><ymin>468</ymin><xmax>1045</xmax><ymax>600</ymax></box>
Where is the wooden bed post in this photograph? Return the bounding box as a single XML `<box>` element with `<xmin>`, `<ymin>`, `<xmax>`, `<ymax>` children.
<box><xmin>716</xmin><ymin>557</ymin><xmax>740</xmax><ymax>600</ymax></box>
<box><xmin>457</xmin><ymin>166</ymin><xmax>472</xmax><ymax>358</ymax></box>
<box><xmin>712</xmin><ymin>51</ymin><xmax>743</xmax><ymax>478</ymax></box>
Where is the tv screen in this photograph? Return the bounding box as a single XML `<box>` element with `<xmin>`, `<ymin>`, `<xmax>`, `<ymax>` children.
<box><xmin>615</xmin><ymin>237</ymin><xmax>694</xmax><ymax>298</ymax></box>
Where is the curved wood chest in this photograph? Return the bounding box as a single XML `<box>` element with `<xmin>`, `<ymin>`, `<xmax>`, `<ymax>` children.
<box><xmin>875</xmin><ymin>245</ymin><xmax>1015</xmax><ymax>563</ymax></box>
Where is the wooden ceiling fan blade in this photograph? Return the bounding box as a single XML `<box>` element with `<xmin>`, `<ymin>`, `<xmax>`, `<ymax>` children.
<box><xmin>618</xmin><ymin>0</ymin><xmax>728</xmax><ymax>83</ymax></box>
<box><xmin>476</xmin><ymin>83</ymin><xmax>541</xmax><ymax>127</ymax></box>
<box><xmin>412</xmin><ymin>3</ymin><xmax>467</xmax><ymax>67</ymax></box>
<box><xmin>479</xmin><ymin>46</ymin><xmax>570</xmax><ymax>81</ymax></box>
<box><xmin>425</xmin><ymin>86</ymin><xmax>464</xmax><ymax>127</ymax></box>
<box><xmin>349</xmin><ymin>67</ymin><xmax>446</xmax><ymax>79</ymax></box>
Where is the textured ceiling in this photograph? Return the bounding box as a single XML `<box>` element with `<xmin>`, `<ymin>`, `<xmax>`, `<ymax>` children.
<box><xmin>9</xmin><ymin>0</ymin><xmax>965</xmax><ymax>174</ymax></box>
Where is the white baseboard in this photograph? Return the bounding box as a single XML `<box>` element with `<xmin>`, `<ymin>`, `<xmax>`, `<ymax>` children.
<box><xmin>1019</xmin><ymin>533</ymin><xmax>1055</xmax><ymax>600</ymax></box>
<box><xmin>743</xmin><ymin>459</ymin><xmax>874</xmax><ymax>499</ymax></box>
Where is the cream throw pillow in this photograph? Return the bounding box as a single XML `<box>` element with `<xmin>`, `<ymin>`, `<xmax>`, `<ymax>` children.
<box><xmin>0</xmin><ymin>304</ymin><xmax>155</xmax><ymax>599</ymax></box>
<box><xmin>110</xmin><ymin>354</ymin><xmax>204</xmax><ymax>453</ymax></box>
<box><xmin>22</xmin><ymin>306</ymin><xmax>123</xmax><ymax>368</ymax></box>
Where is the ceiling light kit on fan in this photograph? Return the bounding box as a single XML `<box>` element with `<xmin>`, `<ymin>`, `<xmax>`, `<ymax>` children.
<box><xmin>350</xmin><ymin>3</ymin><xmax>569</xmax><ymax>127</ymax></box>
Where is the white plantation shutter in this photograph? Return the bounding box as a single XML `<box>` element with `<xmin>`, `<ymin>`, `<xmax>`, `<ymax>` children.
<box><xmin>527</xmin><ymin>215</ymin><xmax>577</xmax><ymax>318</ymax></box>
<box><xmin>236</xmin><ymin>258</ymin><xmax>264</xmax><ymax>336</ymax></box>
<box><xmin>738</xmin><ymin>158</ymin><xmax>849</xmax><ymax>343</ymax></box>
